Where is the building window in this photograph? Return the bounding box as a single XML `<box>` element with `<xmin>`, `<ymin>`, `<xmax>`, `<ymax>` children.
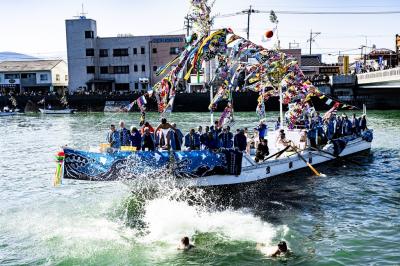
<box><xmin>40</xmin><ymin>74</ymin><xmax>48</xmax><ymax>81</ymax></box>
<box><xmin>141</xmin><ymin>46</ymin><xmax>145</xmax><ymax>54</ymax></box>
<box><xmin>113</xmin><ymin>48</ymin><xmax>129</xmax><ymax>56</ymax></box>
<box><xmin>86</xmin><ymin>48</ymin><xmax>94</xmax><ymax>56</ymax></box>
<box><xmin>152</xmin><ymin>48</ymin><xmax>157</xmax><ymax>54</ymax></box>
<box><xmin>100</xmin><ymin>66</ymin><xmax>109</xmax><ymax>74</ymax></box>
<box><xmin>65</xmin><ymin>75</ymin><xmax>68</xmax><ymax>81</ymax></box>
<box><xmin>99</xmin><ymin>49</ymin><xmax>108</xmax><ymax>57</ymax></box>
<box><xmin>5</xmin><ymin>74</ymin><xmax>20</xmax><ymax>79</ymax></box>
<box><xmin>133</xmin><ymin>48</ymin><xmax>137</xmax><ymax>55</ymax></box>
<box><xmin>153</xmin><ymin>66</ymin><xmax>158</xmax><ymax>71</ymax></box>
<box><xmin>85</xmin><ymin>30</ymin><xmax>94</xmax><ymax>38</ymax></box>
<box><xmin>86</xmin><ymin>66</ymin><xmax>95</xmax><ymax>74</ymax></box>
<box><xmin>170</xmin><ymin>47</ymin><xmax>180</xmax><ymax>55</ymax></box>
<box><xmin>115</xmin><ymin>83</ymin><xmax>130</xmax><ymax>91</ymax></box>
<box><xmin>134</xmin><ymin>82</ymin><xmax>139</xmax><ymax>90</ymax></box>
<box><xmin>134</xmin><ymin>65</ymin><xmax>138</xmax><ymax>72</ymax></box>
<box><xmin>21</xmin><ymin>73</ymin><xmax>35</xmax><ymax>79</ymax></box>
<box><xmin>113</xmin><ymin>65</ymin><xmax>129</xmax><ymax>74</ymax></box>
<box><xmin>141</xmin><ymin>65</ymin><xmax>145</xmax><ymax>72</ymax></box>
<box><xmin>56</xmin><ymin>74</ymin><xmax>60</xmax><ymax>81</ymax></box>
<box><xmin>141</xmin><ymin>83</ymin><xmax>147</xmax><ymax>91</ymax></box>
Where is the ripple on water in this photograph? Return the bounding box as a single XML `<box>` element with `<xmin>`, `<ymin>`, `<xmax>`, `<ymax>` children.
<box><xmin>0</xmin><ymin>111</ymin><xmax>400</xmax><ymax>265</ymax></box>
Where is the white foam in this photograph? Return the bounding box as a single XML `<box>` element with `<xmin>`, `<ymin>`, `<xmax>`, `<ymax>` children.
<box><xmin>139</xmin><ymin>197</ymin><xmax>286</xmax><ymax>246</ymax></box>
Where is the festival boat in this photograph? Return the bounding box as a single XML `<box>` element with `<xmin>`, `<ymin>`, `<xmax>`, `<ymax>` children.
<box><xmin>60</xmin><ymin>129</ymin><xmax>373</xmax><ymax>187</ymax></box>
<box><xmin>53</xmin><ymin>2</ymin><xmax>373</xmax><ymax>187</ymax></box>
<box><xmin>39</xmin><ymin>108</ymin><xmax>76</xmax><ymax>114</ymax></box>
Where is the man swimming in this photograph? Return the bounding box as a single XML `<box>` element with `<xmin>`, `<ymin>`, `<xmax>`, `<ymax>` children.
<box><xmin>177</xmin><ymin>236</ymin><xmax>195</xmax><ymax>251</ymax></box>
<box><xmin>256</xmin><ymin>240</ymin><xmax>290</xmax><ymax>257</ymax></box>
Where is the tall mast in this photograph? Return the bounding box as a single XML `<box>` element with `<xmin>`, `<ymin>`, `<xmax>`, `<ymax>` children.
<box><xmin>279</xmin><ymin>85</ymin><xmax>284</xmax><ymax>129</ymax></box>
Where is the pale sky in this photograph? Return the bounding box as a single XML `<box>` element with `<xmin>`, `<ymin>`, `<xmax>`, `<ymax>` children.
<box><xmin>0</xmin><ymin>0</ymin><xmax>399</xmax><ymax>63</ymax></box>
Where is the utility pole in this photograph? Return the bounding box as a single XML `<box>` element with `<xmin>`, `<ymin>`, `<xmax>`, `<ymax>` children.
<box><xmin>308</xmin><ymin>29</ymin><xmax>321</xmax><ymax>55</ymax></box>
<box><xmin>289</xmin><ymin>40</ymin><xmax>299</xmax><ymax>49</ymax></box>
<box><xmin>184</xmin><ymin>15</ymin><xmax>193</xmax><ymax>37</ymax></box>
<box><xmin>241</xmin><ymin>6</ymin><xmax>258</xmax><ymax>40</ymax></box>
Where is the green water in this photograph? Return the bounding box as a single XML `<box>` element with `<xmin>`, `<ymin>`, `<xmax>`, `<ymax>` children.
<box><xmin>0</xmin><ymin>111</ymin><xmax>399</xmax><ymax>265</ymax></box>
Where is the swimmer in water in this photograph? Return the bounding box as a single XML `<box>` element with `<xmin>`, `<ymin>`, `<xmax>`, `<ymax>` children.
<box><xmin>257</xmin><ymin>240</ymin><xmax>290</xmax><ymax>257</ymax></box>
<box><xmin>177</xmin><ymin>236</ymin><xmax>195</xmax><ymax>251</ymax></box>
<box><xmin>271</xmin><ymin>241</ymin><xmax>289</xmax><ymax>257</ymax></box>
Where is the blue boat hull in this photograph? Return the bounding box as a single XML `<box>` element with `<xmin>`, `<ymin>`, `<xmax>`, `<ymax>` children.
<box><xmin>62</xmin><ymin>148</ymin><xmax>242</xmax><ymax>181</ymax></box>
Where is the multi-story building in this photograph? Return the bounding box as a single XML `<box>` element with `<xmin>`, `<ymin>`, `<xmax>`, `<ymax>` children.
<box><xmin>65</xmin><ymin>17</ymin><xmax>185</xmax><ymax>94</ymax></box>
<box><xmin>0</xmin><ymin>60</ymin><xmax>68</xmax><ymax>94</ymax></box>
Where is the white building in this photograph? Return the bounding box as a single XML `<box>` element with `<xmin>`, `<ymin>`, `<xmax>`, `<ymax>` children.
<box><xmin>65</xmin><ymin>17</ymin><xmax>185</xmax><ymax>94</ymax></box>
<box><xmin>0</xmin><ymin>60</ymin><xmax>68</xmax><ymax>94</ymax></box>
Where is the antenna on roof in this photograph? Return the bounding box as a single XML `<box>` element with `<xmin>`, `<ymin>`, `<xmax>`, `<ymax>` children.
<box><xmin>73</xmin><ymin>3</ymin><xmax>88</xmax><ymax>19</ymax></box>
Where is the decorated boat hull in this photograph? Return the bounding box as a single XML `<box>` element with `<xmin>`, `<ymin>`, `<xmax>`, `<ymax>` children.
<box><xmin>61</xmin><ymin>130</ymin><xmax>373</xmax><ymax>187</ymax></box>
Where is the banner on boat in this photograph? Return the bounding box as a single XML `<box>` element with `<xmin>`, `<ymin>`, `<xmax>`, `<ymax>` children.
<box><xmin>62</xmin><ymin>148</ymin><xmax>242</xmax><ymax>181</ymax></box>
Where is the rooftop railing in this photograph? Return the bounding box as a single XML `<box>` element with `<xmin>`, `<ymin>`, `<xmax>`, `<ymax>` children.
<box><xmin>357</xmin><ymin>67</ymin><xmax>400</xmax><ymax>84</ymax></box>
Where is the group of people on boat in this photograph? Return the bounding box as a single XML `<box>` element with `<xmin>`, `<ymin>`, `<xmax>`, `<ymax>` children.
<box><xmin>106</xmin><ymin>118</ymin><xmax>271</xmax><ymax>154</ymax></box>
<box><xmin>298</xmin><ymin>112</ymin><xmax>368</xmax><ymax>147</ymax></box>
<box><xmin>105</xmin><ymin>112</ymin><xmax>367</xmax><ymax>162</ymax></box>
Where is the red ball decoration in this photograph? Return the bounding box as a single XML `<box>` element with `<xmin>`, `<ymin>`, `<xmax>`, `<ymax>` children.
<box><xmin>265</xmin><ymin>30</ymin><xmax>274</xmax><ymax>38</ymax></box>
<box><xmin>57</xmin><ymin>151</ymin><xmax>65</xmax><ymax>157</ymax></box>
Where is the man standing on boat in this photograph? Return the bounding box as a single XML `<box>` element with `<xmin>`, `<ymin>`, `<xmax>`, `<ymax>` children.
<box><xmin>154</xmin><ymin>118</ymin><xmax>175</xmax><ymax>149</ymax></box>
<box><xmin>119</xmin><ymin>121</ymin><xmax>131</xmax><ymax>146</ymax></box>
<box><xmin>170</xmin><ymin>123</ymin><xmax>184</xmax><ymax>151</ymax></box>
<box><xmin>200</xmin><ymin>126</ymin><xmax>209</xmax><ymax>150</ymax></box>
<box><xmin>184</xmin><ymin>128</ymin><xmax>200</xmax><ymax>151</ymax></box>
<box><xmin>234</xmin><ymin>129</ymin><xmax>247</xmax><ymax>152</ymax></box>
<box><xmin>256</xmin><ymin>120</ymin><xmax>268</xmax><ymax>140</ymax></box>
<box><xmin>141</xmin><ymin>128</ymin><xmax>155</xmax><ymax>151</ymax></box>
<box><xmin>129</xmin><ymin>127</ymin><xmax>142</xmax><ymax>151</ymax></box>
<box><xmin>218</xmin><ymin>126</ymin><xmax>233</xmax><ymax>148</ymax></box>
<box><xmin>106</xmin><ymin>124</ymin><xmax>120</xmax><ymax>149</ymax></box>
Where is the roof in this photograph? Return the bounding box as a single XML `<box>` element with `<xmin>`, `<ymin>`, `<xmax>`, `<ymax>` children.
<box><xmin>369</xmin><ymin>48</ymin><xmax>396</xmax><ymax>55</ymax></box>
<box><xmin>301</xmin><ymin>55</ymin><xmax>323</xmax><ymax>66</ymax></box>
<box><xmin>0</xmin><ymin>60</ymin><xmax>64</xmax><ymax>72</ymax></box>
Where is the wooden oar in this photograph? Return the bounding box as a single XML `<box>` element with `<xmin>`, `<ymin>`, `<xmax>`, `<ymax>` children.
<box><xmin>310</xmin><ymin>147</ymin><xmax>364</xmax><ymax>166</ymax></box>
<box><xmin>292</xmin><ymin>146</ymin><xmax>321</xmax><ymax>176</ymax></box>
<box><xmin>262</xmin><ymin>145</ymin><xmax>290</xmax><ymax>162</ymax></box>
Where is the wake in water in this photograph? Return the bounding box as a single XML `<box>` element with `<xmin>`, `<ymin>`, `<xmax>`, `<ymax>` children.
<box><xmin>107</xmin><ymin>168</ymin><xmax>290</xmax><ymax>258</ymax></box>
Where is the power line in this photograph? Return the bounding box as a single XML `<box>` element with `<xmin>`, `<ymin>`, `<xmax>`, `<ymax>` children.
<box><xmin>215</xmin><ymin>9</ymin><xmax>400</xmax><ymax>18</ymax></box>
<box><xmin>267</xmin><ymin>10</ymin><xmax>400</xmax><ymax>15</ymax></box>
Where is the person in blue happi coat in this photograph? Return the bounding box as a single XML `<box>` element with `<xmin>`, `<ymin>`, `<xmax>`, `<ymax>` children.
<box><xmin>184</xmin><ymin>128</ymin><xmax>200</xmax><ymax>151</ymax></box>
<box><xmin>119</xmin><ymin>120</ymin><xmax>131</xmax><ymax>146</ymax></box>
<box><xmin>129</xmin><ymin>126</ymin><xmax>142</xmax><ymax>151</ymax></box>
<box><xmin>218</xmin><ymin>126</ymin><xmax>234</xmax><ymax>149</ymax></box>
<box><xmin>106</xmin><ymin>124</ymin><xmax>120</xmax><ymax>149</ymax></box>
